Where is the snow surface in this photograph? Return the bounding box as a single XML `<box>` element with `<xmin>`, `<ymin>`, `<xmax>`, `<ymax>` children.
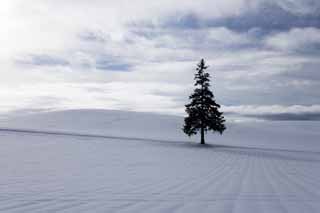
<box><xmin>0</xmin><ymin>109</ymin><xmax>320</xmax><ymax>212</ymax></box>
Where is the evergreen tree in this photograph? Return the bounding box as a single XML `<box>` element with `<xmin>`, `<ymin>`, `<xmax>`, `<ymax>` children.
<box><xmin>183</xmin><ymin>59</ymin><xmax>226</xmax><ymax>144</ymax></box>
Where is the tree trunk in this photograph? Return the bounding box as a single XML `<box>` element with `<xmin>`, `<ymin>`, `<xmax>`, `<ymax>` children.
<box><xmin>200</xmin><ymin>127</ymin><xmax>205</xmax><ymax>144</ymax></box>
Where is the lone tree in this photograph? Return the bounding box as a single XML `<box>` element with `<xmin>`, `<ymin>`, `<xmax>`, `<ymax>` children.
<box><xmin>183</xmin><ymin>59</ymin><xmax>226</xmax><ymax>144</ymax></box>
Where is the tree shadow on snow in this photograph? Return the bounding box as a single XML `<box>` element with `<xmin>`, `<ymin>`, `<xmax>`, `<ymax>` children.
<box><xmin>152</xmin><ymin>140</ymin><xmax>320</xmax><ymax>163</ymax></box>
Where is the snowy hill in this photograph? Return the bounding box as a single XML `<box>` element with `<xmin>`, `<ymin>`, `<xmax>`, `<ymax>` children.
<box><xmin>0</xmin><ymin>109</ymin><xmax>319</xmax><ymax>213</ymax></box>
<box><xmin>1</xmin><ymin>109</ymin><xmax>319</xmax><ymax>152</ymax></box>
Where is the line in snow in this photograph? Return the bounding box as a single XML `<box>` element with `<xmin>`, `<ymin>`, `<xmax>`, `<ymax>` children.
<box><xmin>0</xmin><ymin>127</ymin><xmax>187</xmax><ymax>144</ymax></box>
<box><xmin>0</xmin><ymin>128</ymin><xmax>319</xmax><ymax>155</ymax></box>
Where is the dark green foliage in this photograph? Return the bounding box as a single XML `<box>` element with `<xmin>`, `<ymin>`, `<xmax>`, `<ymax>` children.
<box><xmin>183</xmin><ymin>59</ymin><xmax>226</xmax><ymax>144</ymax></box>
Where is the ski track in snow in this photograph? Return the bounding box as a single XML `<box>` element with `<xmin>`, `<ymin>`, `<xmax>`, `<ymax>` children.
<box><xmin>1</xmin><ymin>129</ymin><xmax>320</xmax><ymax>213</ymax></box>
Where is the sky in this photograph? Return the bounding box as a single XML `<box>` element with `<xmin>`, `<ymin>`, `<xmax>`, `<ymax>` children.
<box><xmin>1</xmin><ymin>0</ymin><xmax>320</xmax><ymax>120</ymax></box>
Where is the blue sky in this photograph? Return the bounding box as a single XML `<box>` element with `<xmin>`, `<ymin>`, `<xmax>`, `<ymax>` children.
<box><xmin>1</xmin><ymin>0</ymin><xmax>320</xmax><ymax>120</ymax></box>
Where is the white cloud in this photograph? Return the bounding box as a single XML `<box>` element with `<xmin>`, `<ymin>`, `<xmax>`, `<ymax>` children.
<box><xmin>265</xmin><ymin>28</ymin><xmax>320</xmax><ymax>51</ymax></box>
<box><xmin>0</xmin><ymin>82</ymin><xmax>186</xmax><ymax>115</ymax></box>
<box><xmin>275</xmin><ymin>0</ymin><xmax>320</xmax><ymax>15</ymax></box>
<box><xmin>0</xmin><ymin>0</ymin><xmax>319</xmax><ymax>116</ymax></box>
<box><xmin>207</xmin><ymin>27</ymin><xmax>252</xmax><ymax>46</ymax></box>
<box><xmin>223</xmin><ymin>104</ymin><xmax>320</xmax><ymax>115</ymax></box>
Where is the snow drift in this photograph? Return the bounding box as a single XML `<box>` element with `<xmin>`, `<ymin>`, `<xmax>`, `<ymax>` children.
<box><xmin>0</xmin><ymin>109</ymin><xmax>319</xmax><ymax>213</ymax></box>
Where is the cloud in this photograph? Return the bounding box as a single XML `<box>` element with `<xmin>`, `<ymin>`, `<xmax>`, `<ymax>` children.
<box><xmin>0</xmin><ymin>0</ymin><xmax>320</xmax><ymax>118</ymax></box>
<box><xmin>223</xmin><ymin>105</ymin><xmax>320</xmax><ymax>120</ymax></box>
<box><xmin>265</xmin><ymin>27</ymin><xmax>320</xmax><ymax>53</ymax></box>
<box><xmin>78</xmin><ymin>31</ymin><xmax>107</xmax><ymax>43</ymax></box>
<box><xmin>128</xmin><ymin>26</ymin><xmax>256</xmax><ymax>54</ymax></box>
<box><xmin>282</xmin><ymin>63</ymin><xmax>320</xmax><ymax>81</ymax></box>
<box><xmin>275</xmin><ymin>0</ymin><xmax>320</xmax><ymax>15</ymax></box>
<box><xmin>15</xmin><ymin>54</ymin><xmax>70</xmax><ymax>67</ymax></box>
<box><xmin>147</xmin><ymin>1</ymin><xmax>320</xmax><ymax>32</ymax></box>
<box><xmin>252</xmin><ymin>113</ymin><xmax>320</xmax><ymax>121</ymax></box>
<box><xmin>95</xmin><ymin>59</ymin><xmax>131</xmax><ymax>71</ymax></box>
<box><xmin>0</xmin><ymin>82</ymin><xmax>186</xmax><ymax>115</ymax></box>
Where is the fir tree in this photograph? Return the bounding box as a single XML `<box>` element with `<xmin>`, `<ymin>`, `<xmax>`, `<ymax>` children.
<box><xmin>183</xmin><ymin>59</ymin><xmax>226</xmax><ymax>144</ymax></box>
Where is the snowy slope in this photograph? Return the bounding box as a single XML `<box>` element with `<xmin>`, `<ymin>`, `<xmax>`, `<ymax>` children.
<box><xmin>0</xmin><ymin>109</ymin><xmax>320</xmax><ymax>213</ymax></box>
<box><xmin>0</xmin><ymin>109</ymin><xmax>319</xmax><ymax>152</ymax></box>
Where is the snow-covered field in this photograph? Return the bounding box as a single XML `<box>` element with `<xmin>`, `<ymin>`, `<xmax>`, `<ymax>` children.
<box><xmin>0</xmin><ymin>109</ymin><xmax>320</xmax><ymax>212</ymax></box>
